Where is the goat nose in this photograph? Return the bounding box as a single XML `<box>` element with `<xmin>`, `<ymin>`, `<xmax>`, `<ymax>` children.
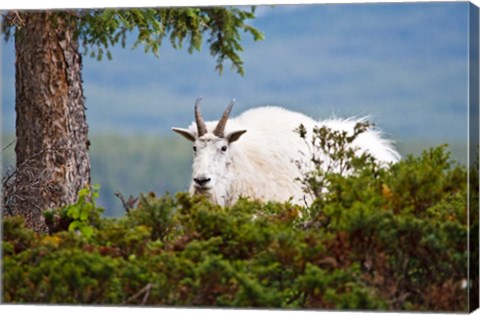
<box><xmin>194</xmin><ymin>176</ymin><xmax>211</xmax><ymax>186</ymax></box>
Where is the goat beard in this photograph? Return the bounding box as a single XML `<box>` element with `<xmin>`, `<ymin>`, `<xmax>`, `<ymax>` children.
<box><xmin>190</xmin><ymin>184</ymin><xmax>230</xmax><ymax>207</ymax></box>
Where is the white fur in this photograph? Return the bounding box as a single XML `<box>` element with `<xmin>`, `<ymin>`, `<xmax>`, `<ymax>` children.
<box><xmin>173</xmin><ymin>106</ymin><xmax>400</xmax><ymax>206</ymax></box>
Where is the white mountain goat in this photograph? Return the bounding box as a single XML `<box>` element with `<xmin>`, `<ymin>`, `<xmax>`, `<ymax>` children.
<box><xmin>172</xmin><ymin>98</ymin><xmax>400</xmax><ymax>206</ymax></box>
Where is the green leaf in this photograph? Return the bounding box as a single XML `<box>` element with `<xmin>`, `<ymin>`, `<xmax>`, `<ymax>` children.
<box><xmin>67</xmin><ymin>204</ymin><xmax>81</xmax><ymax>220</ymax></box>
<box><xmin>80</xmin><ymin>207</ymin><xmax>90</xmax><ymax>222</ymax></box>
<box><xmin>68</xmin><ymin>220</ymin><xmax>83</xmax><ymax>232</ymax></box>
<box><xmin>80</xmin><ymin>226</ymin><xmax>94</xmax><ymax>239</ymax></box>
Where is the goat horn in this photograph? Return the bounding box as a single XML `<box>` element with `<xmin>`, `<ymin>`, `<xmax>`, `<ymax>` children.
<box><xmin>194</xmin><ymin>97</ymin><xmax>207</xmax><ymax>137</ymax></box>
<box><xmin>213</xmin><ymin>99</ymin><xmax>235</xmax><ymax>138</ymax></box>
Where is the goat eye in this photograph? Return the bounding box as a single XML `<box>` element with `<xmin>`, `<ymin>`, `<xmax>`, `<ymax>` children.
<box><xmin>221</xmin><ymin>146</ymin><xmax>227</xmax><ymax>152</ymax></box>
<box><xmin>193</xmin><ymin>146</ymin><xmax>197</xmax><ymax>152</ymax></box>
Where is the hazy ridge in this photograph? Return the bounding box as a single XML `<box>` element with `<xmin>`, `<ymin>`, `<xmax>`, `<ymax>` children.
<box><xmin>1</xmin><ymin>132</ymin><xmax>467</xmax><ymax>217</ymax></box>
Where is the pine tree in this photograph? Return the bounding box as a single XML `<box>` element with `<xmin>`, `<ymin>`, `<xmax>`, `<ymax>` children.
<box><xmin>2</xmin><ymin>7</ymin><xmax>263</xmax><ymax>231</ymax></box>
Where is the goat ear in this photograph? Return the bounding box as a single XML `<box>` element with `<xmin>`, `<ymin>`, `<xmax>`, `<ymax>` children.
<box><xmin>226</xmin><ymin>130</ymin><xmax>247</xmax><ymax>143</ymax></box>
<box><xmin>172</xmin><ymin>128</ymin><xmax>196</xmax><ymax>142</ymax></box>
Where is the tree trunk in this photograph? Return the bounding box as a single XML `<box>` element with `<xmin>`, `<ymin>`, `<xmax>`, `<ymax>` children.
<box><xmin>14</xmin><ymin>12</ymin><xmax>90</xmax><ymax>232</ymax></box>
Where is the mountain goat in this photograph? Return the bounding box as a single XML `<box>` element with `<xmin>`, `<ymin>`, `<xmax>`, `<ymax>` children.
<box><xmin>172</xmin><ymin>98</ymin><xmax>400</xmax><ymax>206</ymax></box>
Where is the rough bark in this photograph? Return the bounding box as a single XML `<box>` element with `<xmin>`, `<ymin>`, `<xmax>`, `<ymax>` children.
<box><xmin>13</xmin><ymin>12</ymin><xmax>90</xmax><ymax>232</ymax></box>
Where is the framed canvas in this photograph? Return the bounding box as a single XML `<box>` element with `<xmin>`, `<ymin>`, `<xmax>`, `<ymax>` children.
<box><xmin>1</xmin><ymin>0</ymin><xmax>479</xmax><ymax>313</ymax></box>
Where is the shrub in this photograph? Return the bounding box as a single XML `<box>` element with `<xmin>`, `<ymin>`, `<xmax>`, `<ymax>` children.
<box><xmin>2</xmin><ymin>125</ymin><xmax>472</xmax><ymax>311</ymax></box>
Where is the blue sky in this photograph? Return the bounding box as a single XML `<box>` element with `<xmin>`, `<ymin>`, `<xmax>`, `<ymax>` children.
<box><xmin>1</xmin><ymin>2</ymin><xmax>470</xmax><ymax>146</ymax></box>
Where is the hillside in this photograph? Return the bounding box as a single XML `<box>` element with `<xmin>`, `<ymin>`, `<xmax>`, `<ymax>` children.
<box><xmin>1</xmin><ymin>133</ymin><xmax>467</xmax><ymax>217</ymax></box>
<box><xmin>3</xmin><ymin>138</ymin><xmax>475</xmax><ymax>311</ymax></box>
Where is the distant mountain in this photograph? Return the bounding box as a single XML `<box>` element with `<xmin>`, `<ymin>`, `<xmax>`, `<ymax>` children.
<box><xmin>1</xmin><ymin>2</ymin><xmax>470</xmax><ymax>148</ymax></box>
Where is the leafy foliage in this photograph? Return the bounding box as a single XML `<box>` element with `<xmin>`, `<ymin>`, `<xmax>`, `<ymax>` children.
<box><xmin>2</xmin><ymin>7</ymin><xmax>264</xmax><ymax>75</ymax></box>
<box><xmin>3</xmin><ymin>126</ymin><xmax>473</xmax><ymax>311</ymax></box>
<box><xmin>44</xmin><ymin>184</ymin><xmax>104</xmax><ymax>240</ymax></box>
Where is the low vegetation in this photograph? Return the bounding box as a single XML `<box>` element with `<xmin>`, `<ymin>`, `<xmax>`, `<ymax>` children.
<box><xmin>2</xmin><ymin>124</ymin><xmax>477</xmax><ymax>311</ymax></box>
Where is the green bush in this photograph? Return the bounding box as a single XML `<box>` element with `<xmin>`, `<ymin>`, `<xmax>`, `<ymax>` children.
<box><xmin>3</xmin><ymin>125</ymin><xmax>474</xmax><ymax>311</ymax></box>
